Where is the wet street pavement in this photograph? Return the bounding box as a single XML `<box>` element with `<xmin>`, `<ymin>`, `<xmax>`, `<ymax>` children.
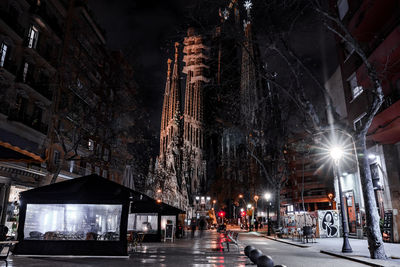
<box><xmin>2</xmin><ymin>230</ymin><xmax>397</xmax><ymax>266</ymax></box>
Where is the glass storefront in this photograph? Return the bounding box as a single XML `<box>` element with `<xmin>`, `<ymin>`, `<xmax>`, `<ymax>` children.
<box><xmin>23</xmin><ymin>204</ymin><xmax>122</xmax><ymax>241</ymax></box>
<box><xmin>127</xmin><ymin>213</ymin><xmax>158</xmax><ymax>234</ymax></box>
<box><xmin>161</xmin><ymin>215</ymin><xmax>176</xmax><ymax>231</ymax></box>
<box><xmin>5</xmin><ymin>185</ymin><xmax>30</xmax><ymax>236</ymax></box>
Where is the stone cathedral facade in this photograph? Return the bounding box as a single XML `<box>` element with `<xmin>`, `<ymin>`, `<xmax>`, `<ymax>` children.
<box><xmin>148</xmin><ymin>30</ymin><xmax>211</xmax><ymax>211</ymax></box>
<box><xmin>148</xmin><ymin>0</ymin><xmax>266</xmax><ymax>212</ymax></box>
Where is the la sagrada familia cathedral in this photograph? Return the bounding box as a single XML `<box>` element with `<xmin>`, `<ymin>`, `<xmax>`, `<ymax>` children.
<box><xmin>148</xmin><ymin>0</ymin><xmax>268</xmax><ymax>214</ymax></box>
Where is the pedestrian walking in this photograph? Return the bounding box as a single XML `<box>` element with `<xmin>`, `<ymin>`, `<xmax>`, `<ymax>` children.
<box><xmin>199</xmin><ymin>219</ymin><xmax>206</xmax><ymax>238</ymax></box>
<box><xmin>191</xmin><ymin>218</ymin><xmax>197</xmax><ymax>238</ymax></box>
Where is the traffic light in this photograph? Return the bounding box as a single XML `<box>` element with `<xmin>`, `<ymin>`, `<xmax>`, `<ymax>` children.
<box><xmin>240</xmin><ymin>211</ymin><xmax>246</xmax><ymax>217</ymax></box>
<box><xmin>218</xmin><ymin>211</ymin><xmax>226</xmax><ymax>217</ymax></box>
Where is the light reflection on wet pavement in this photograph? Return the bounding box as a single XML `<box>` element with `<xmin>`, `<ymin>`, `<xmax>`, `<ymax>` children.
<box><xmin>1</xmin><ymin>231</ymin><xmax>249</xmax><ymax>266</ymax></box>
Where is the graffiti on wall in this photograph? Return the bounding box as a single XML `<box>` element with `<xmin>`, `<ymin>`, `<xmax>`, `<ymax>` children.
<box><xmin>318</xmin><ymin>210</ymin><xmax>339</xmax><ymax>238</ymax></box>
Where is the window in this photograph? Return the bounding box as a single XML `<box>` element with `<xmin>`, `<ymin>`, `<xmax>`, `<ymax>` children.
<box><xmin>103</xmin><ymin>170</ymin><xmax>107</xmax><ymax>178</ymax></box>
<box><xmin>348</xmin><ymin>74</ymin><xmax>363</xmax><ymax>99</ymax></box>
<box><xmin>53</xmin><ymin>150</ymin><xmax>60</xmax><ymax>164</ymax></box>
<box><xmin>95</xmin><ymin>166</ymin><xmax>100</xmax><ymax>175</ymax></box>
<box><xmin>69</xmin><ymin>160</ymin><xmax>74</xmax><ymax>173</ymax></box>
<box><xmin>0</xmin><ymin>43</ymin><xmax>7</xmax><ymax>67</ymax></box>
<box><xmin>353</xmin><ymin>112</ymin><xmax>366</xmax><ymax>131</ymax></box>
<box><xmin>27</xmin><ymin>25</ymin><xmax>39</xmax><ymax>49</ymax></box>
<box><xmin>22</xmin><ymin>62</ymin><xmax>29</xmax><ymax>82</ymax></box>
<box><xmin>96</xmin><ymin>144</ymin><xmax>102</xmax><ymax>155</ymax></box>
<box><xmin>103</xmin><ymin>148</ymin><xmax>109</xmax><ymax>161</ymax></box>
<box><xmin>32</xmin><ymin>105</ymin><xmax>42</xmax><ymax>125</ymax></box>
<box><xmin>85</xmin><ymin>163</ymin><xmax>92</xmax><ymax>175</ymax></box>
<box><xmin>88</xmin><ymin>139</ymin><xmax>94</xmax><ymax>151</ymax></box>
<box><xmin>287</xmin><ymin>205</ymin><xmax>294</xmax><ymax>213</ymax></box>
<box><xmin>337</xmin><ymin>0</ymin><xmax>349</xmax><ymax>20</ymax></box>
<box><xmin>24</xmin><ymin>204</ymin><xmax>122</xmax><ymax>241</ymax></box>
<box><xmin>128</xmin><ymin>213</ymin><xmax>158</xmax><ymax>233</ymax></box>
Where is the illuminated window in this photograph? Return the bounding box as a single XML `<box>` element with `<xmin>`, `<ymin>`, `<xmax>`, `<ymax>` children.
<box><xmin>348</xmin><ymin>73</ymin><xmax>363</xmax><ymax>99</ymax></box>
<box><xmin>128</xmin><ymin>213</ymin><xmax>158</xmax><ymax>233</ymax></box>
<box><xmin>22</xmin><ymin>62</ymin><xmax>29</xmax><ymax>82</ymax></box>
<box><xmin>88</xmin><ymin>139</ymin><xmax>94</xmax><ymax>151</ymax></box>
<box><xmin>27</xmin><ymin>25</ymin><xmax>39</xmax><ymax>49</ymax></box>
<box><xmin>24</xmin><ymin>204</ymin><xmax>122</xmax><ymax>241</ymax></box>
<box><xmin>0</xmin><ymin>43</ymin><xmax>7</xmax><ymax>67</ymax></box>
<box><xmin>287</xmin><ymin>205</ymin><xmax>294</xmax><ymax>213</ymax></box>
<box><xmin>337</xmin><ymin>0</ymin><xmax>349</xmax><ymax>20</ymax></box>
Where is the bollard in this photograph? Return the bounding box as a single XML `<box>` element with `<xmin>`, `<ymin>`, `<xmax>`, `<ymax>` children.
<box><xmin>256</xmin><ymin>255</ymin><xmax>274</xmax><ymax>267</ymax></box>
<box><xmin>244</xmin><ymin>245</ymin><xmax>255</xmax><ymax>257</ymax></box>
<box><xmin>249</xmin><ymin>248</ymin><xmax>263</xmax><ymax>263</ymax></box>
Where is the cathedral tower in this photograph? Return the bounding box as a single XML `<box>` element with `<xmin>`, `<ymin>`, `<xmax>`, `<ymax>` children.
<box><xmin>240</xmin><ymin>0</ymin><xmax>262</xmax><ymax>129</ymax></box>
<box><xmin>182</xmin><ymin>28</ymin><xmax>210</xmax><ymax>196</ymax></box>
<box><xmin>159</xmin><ymin>43</ymin><xmax>182</xmax><ymax>160</ymax></box>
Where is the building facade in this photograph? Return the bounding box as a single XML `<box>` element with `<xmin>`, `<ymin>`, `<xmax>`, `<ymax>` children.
<box><xmin>333</xmin><ymin>0</ymin><xmax>400</xmax><ymax>242</ymax></box>
<box><xmin>0</xmin><ymin>0</ymin><xmax>138</xmax><ymax>235</ymax></box>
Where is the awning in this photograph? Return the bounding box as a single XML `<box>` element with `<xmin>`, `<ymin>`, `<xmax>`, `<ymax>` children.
<box><xmin>367</xmin><ymin>99</ymin><xmax>400</xmax><ymax>144</ymax></box>
<box><xmin>0</xmin><ymin>129</ymin><xmax>45</xmax><ymax>162</ymax></box>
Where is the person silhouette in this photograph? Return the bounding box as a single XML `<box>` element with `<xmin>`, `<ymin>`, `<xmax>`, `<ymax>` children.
<box><xmin>191</xmin><ymin>218</ymin><xmax>197</xmax><ymax>238</ymax></box>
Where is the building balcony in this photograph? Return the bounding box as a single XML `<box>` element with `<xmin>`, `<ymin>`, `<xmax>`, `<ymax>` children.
<box><xmin>1</xmin><ymin>60</ymin><xmax>18</xmax><ymax>77</ymax></box>
<box><xmin>368</xmin><ymin>98</ymin><xmax>400</xmax><ymax>144</ymax></box>
<box><xmin>0</xmin><ymin>101</ymin><xmax>10</xmax><ymax>116</ymax></box>
<box><xmin>348</xmin><ymin>0</ymin><xmax>399</xmax><ymax>45</ymax></box>
<box><xmin>7</xmin><ymin>110</ymin><xmax>48</xmax><ymax>135</ymax></box>
<box><xmin>0</xmin><ymin>8</ymin><xmax>25</xmax><ymax>38</ymax></box>
<box><xmin>16</xmin><ymin>74</ymin><xmax>53</xmax><ymax>101</ymax></box>
<box><xmin>29</xmin><ymin>4</ymin><xmax>64</xmax><ymax>38</ymax></box>
<box><xmin>60</xmin><ymin>161</ymin><xmax>87</xmax><ymax>177</ymax></box>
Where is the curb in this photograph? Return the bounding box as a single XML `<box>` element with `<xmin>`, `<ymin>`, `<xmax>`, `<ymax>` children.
<box><xmin>263</xmin><ymin>235</ymin><xmax>310</xmax><ymax>248</ymax></box>
<box><xmin>320</xmin><ymin>250</ymin><xmax>384</xmax><ymax>267</ymax></box>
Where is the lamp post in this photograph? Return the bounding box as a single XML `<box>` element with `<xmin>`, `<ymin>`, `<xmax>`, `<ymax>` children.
<box><xmin>264</xmin><ymin>193</ymin><xmax>271</xmax><ymax>236</ymax></box>
<box><xmin>330</xmin><ymin>146</ymin><xmax>353</xmax><ymax>253</ymax></box>
<box><xmin>252</xmin><ymin>195</ymin><xmax>259</xmax><ymax>229</ymax></box>
<box><xmin>247</xmin><ymin>203</ymin><xmax>252</xmax><ymax>231</ymax></box>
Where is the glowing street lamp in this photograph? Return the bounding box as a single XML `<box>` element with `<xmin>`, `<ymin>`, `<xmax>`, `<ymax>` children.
<box><xmin>330</xmin><ymin>145</ymin><xmax>353</xmax><ymax>253</ymax></box>
<box><xmin>330</xmin><ymin>146</ymin><xmax>344</xmax><ymax>163</ymax></box>
<box><xmin>264</xmin><ymin>192</ymin><xmax>272</xmax><ymax>236</ymax></box>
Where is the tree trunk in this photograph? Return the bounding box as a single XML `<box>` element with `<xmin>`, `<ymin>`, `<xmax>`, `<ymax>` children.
<box><xmin>275</xmin><ymin>184</ymin><xmax>281</xmax><ymax>227</ymax></box>
<box><xmin>50</xmin><ymin>158</ymin><xmax>63</xmax><ymax>184</ymax></box>
<box><xmin>357</xmin><ymin>135</ymin><xmax>387</xmax><ymax>259</ymax></box>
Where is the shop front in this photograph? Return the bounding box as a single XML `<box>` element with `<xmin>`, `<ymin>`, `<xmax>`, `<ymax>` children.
<box><xmin>14</xmin><ymin>174</ymin><xmax>130</xmax><ymax>256</ymax></box>
<box><xmin>3</xmin><ymin>185</ymin><xmax>31</xmax><ymax>236</ymax></box>
<box><xmin>129</xmin><ymin>194</ymin><xmax>185</xmax><ymax>242</ymax></box>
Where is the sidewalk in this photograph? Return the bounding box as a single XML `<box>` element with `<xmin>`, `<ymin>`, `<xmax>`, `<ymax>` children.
<box><xmin>3</xmin><ymin>231</ymin><xmax>249</xmax><ymax>266</ymax></box>
<box><xmin>258</xmin><ymin>232</ymin><xmax>400</xmax><ymax>267</ymax></box>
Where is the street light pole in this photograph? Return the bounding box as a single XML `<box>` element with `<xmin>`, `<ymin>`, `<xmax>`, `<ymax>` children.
<box><xmin>264</xmin><ymin>192</ymin><xmax>272</xmax><ymax>236</ymax></box>
<box><xmin>331</xmin><ymin>146</ymin><xmax>353</xmax><ymax>253</ymax></box>
<box><xmin>267</xmin><ymin>203</ymin><xmax>271</xmax><ymax>236</ymax></box>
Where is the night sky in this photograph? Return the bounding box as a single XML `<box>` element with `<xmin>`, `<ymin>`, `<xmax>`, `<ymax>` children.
<box><xmin>87</xmin><ymin>0</ymin><xmax>338</xmax><ymax>134</ymax></box>
<box><xmin>88</xmin><ymin>0</ymin><xmax>205</xmax><ymax>132</ymax></box>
